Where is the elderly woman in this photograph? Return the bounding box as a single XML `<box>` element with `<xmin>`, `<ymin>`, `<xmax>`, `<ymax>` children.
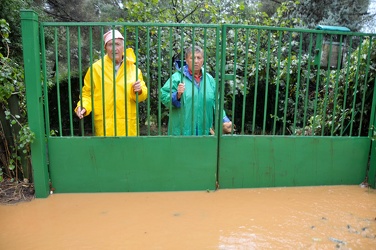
<box><xmin>160</xmin><ymin>46</ymin><xmax>232</xmax><ymax>136</ymax></box>
<box><xmin>75</xmin><ymin>29</ymin><xmax>148</xmax><ymax>136</ymax></box>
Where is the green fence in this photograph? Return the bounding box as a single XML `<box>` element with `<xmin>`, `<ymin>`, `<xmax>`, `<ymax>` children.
<box><xmin>21</xmin><ymin>10</ymin><xmax>376</xmax><ymax>198</ymax></box>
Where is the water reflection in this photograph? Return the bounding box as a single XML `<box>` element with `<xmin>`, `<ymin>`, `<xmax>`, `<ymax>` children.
<box><xmin>219</xmin><ymin>230</ymin><xmax>258</xmax><ymax>249</ymax></box>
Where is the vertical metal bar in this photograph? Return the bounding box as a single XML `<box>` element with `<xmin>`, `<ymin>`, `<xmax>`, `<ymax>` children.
<box><xmin>367</xmin><ymin>42</ymin><xmax>376</xmax><ymax>139</ymax></box>
<box><xmin>312</xmin><ymin>33</ymin><xmax>323</xmax><ymax>136</ymax></box>
<box><xmin>231</xmin><ymin>28</ymin><xmax>238</xmax><ymax>135</ymax></box>
<box><xmin>157</xmin><ymin>27</ymin><xmax>162</xmax><ymax>135</ymax></box>
<box><xmin>146</xmin><ymin>26</ymin><xmax>151</xmax><ymax>136</ymax></box>
<box><xmin>168</xmin><ymin>27</ymin><xmax>174</xmax><ymax>135</ymax></box>
<box><xmin>273</xmin><ymin>31</ymin><xmax>283</xmax><ymax>135</ymax></box>
<box><xmin>40</xmin><ymin>27</ymin><xmax>50</xmax><ymax>137</ymax></box>
<box><xmin>112</xmin><ymin>26</ymin><xmax>117</xmax><ymax>136</ymax></box>
<box><xmin>123</xmin><ymin>27</ymin><xmax>128</xmax><ymax>136</ymax></box>
<box><xmin>368</xmin><ymin>75</ymin><xmax>376</xmax><ymax>186</ymax></box>
<box><xmin>302</xmin><ymin>33</ymin><xmax>314</xmax><ymax>135</ymax></box>
<box><xmin>241</xmin><ymin>28</ymin><xmax>250</xmax><ymax>135</ymax></box>
<box><xmin>100</xmin><ymin>27</ymin><xmax>106</xmax><ymax>136</ymax></box>
<box><xmin>282</xmin><ymin>32</ymin><xmax>293</xmax><ymax>135</ymax></box>
<box><xmin>293</xmin><ymin>32</ymin><xmax>303</xmax><ymax>134</ymax></box>
<box><xmin>203</xmin><ymin>28</ymin><xmax>208</xmax><ymax>134</ymax></box>
<box><xmin>89</xmin><ymin>27</ymin><xmax>95</xmax><ymax>135</ymax></box>
<box><xmin>330</xmin><ymin>35</ymin><xmax>344</xmax><ymax>136</ymax></box>
<box><xmin>349</xmin><ymin>36</ymin><xmax>364</xmax><ymax>136</ymax></box>
<box><xmin>367</xmin><ymin>52</ymin><xmax>376</xmax><ymax>186</ymax></box>
<box><xmin>191</xmin><ymin>27</ymin><xmax>196</xmax><ymax>135</ymax></box>
<box><xmin>263</xmin><ymin>30</ymin><xmax>272</xmax><ymax>135</ymax></box>
<box><xmin>66</xmin><ymin>27</ymin><xmax>74</xmax><ymax>136</ymax></box>
<box><xmin>358</xmin><ymin>36</ymin><xmax>373</xmax><ymax>136</ymax></box>
<box><xmin>135</xmin><ymin>26</ymin><xmax>139</xmax><ymax>136</ymax></box>
<box><xmin>179</xmin><ymin>26</ymin><xmax>185</xmax><ymax>136</ymax></box>
<box><xmin>252</xmin><ymin>29</ymin><xmax>261</xmax><ymax>134</ymax></box>
<box><xmin>20</xmin><ymin>10</ymin><xmax>49</xmax><ymax>198</ymax></box>
<box><xmin>56</xmin><ymin>29</ymin><xmax>63</xmax><ymax>135</ymax></box>
<box><xmin>340</xmin><ymin>36</ymin><xmax>353</xmax><ymax>136</ymax></box>
<box><xmin>214</xmin><ymin>26</ymin><xmax>220</xmax><ymax>136</ymax></box>
<box><xmin>74</xmin><ymin>26</ymin><xmax>85</xmax><ymax>136</ymax></box>
<box><xmin>77</xmin><ymin>26</ymin><xmax>84</xmax><ymax>136</ymax></box>
<box><xmin>218</xmin><ymin>25</ymin><xmax>227</xmax><ymax>137</ymax></box>
<box><xmin>321</xmin><ymin>35</ymin><xmax>334</xmax><ymax>136</ymax></box>
<box><xmin>216</xmin><ymin>24</ymin><xmax>226</xmax><ymax>186</ymax></box>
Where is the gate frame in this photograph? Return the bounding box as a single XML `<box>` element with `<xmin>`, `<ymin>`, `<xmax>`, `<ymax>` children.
<box><xmin>21</xmin><ymin>10</ymin><xmax>376</xmax><ymax>198</ymax></box>
<box><xmin>21</xmin><ymin>10</ymin><xmax>50</xmax><ymax>198</ymax></box>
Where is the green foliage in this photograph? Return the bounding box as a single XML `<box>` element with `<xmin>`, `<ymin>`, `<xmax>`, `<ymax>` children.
<box><xmin>0</xmin><ymin>20</ymin><xmax>24</xmax><ymax>104</ymax></box>
<box><xmin>0</xmin><ymin>0</ymin><xmax>39</xmax><ymax>61</ymax></box>
<box><xmin>315</xmin><ymin>37</ymin><xmax>376</xmax><ymax>136</ymax></box>
<box><xmin>289</xmin><ymin>0</ymin><xmax>370</xmax><ymax>31</ymax></box>
<box><xmin>0</xmin><ymin>19</ymin><xmax>22</xmax><ymax>103</ymax></box>
<box><xmin>0</xmin><ymin>19</ymin><xmax>33</xmax><ymax>182</ymax></box>
<box><xmin>0</xmin><ymin>19</ymin><xmax>25</xmax><ymax>113</ymax></box>
<box><xmin>3</xmin><ymin>109</ymin><xmax>35</xmax><ymax>179</ymax></box>
<box><xmin>5</xmin><ymin>110</ymin><xmax>35</xmax><ymax>152</ymax></box>
<box><xmin>0</xmin><ymin>57</ymin><xmax>24</xmax><ymax>103</ymax></box>
<box><xmin>0</xmin><ymin>19</ymin><xmax>10</xmax><ymax>45</ymax></box>
<box><xmin>210</xmin><ymin>1</ymin><xmax>375</xmax><ymax>136</ymax></box>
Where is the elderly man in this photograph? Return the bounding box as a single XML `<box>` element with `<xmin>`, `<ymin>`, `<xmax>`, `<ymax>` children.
<box><xmin>75</xmin><ymin>29</ymin><xmax>148</xmax><ymax>136</ymax></box>
<box><xmin>160</xmin><ymin>46</ymin><xmax>233</xmax><ymax>136</ymax></box>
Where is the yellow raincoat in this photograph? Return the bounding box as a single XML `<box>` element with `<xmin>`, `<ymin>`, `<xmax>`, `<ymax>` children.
<box><xmin>75</xmin><ymin>48</ymin><xmax>148</xmax><ymax>136</ymax></box>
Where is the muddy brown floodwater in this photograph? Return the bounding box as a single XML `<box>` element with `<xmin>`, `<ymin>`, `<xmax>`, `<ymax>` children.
<box><xmin>1</xmin><ymin>185</ymin><xmax>376</xmax><ymax>249</ymax></box>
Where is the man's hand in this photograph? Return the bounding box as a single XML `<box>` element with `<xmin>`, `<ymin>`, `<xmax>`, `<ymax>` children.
<box><xmin>222</xmin><ymin>121</ymin><xmax>234</xmax><ymax>134</ymax></box>
<box><xmin>76</xmin><ymin>107</ymin><xmax>86</xmax><ymax>119</ymax></box>
<box><xmin>132</xmin><ymin>80</ymin><xmax>142</xmax><ymax>94</ymax></box>
<box><xmin>177</xmin><ymin>83</ymin><xmax>185</xmax><ymax>100</ymax></box>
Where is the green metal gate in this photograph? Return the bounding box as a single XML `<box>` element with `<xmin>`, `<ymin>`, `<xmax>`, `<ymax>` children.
<box><xmin>217</xmin><ymin>24</ymin><xmax>376</xmax><ymax>189</ymax></box>
<box><xmin>21</xmin><ymin>11</ymin><xmax>376</xmax><ymax>198</ymax></box>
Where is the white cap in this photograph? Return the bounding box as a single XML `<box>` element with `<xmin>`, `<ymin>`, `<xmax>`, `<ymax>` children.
<box><xmin>103</xmin><ymin>30</ymin><xmax>124</xmax><ymax>45</ymax></box>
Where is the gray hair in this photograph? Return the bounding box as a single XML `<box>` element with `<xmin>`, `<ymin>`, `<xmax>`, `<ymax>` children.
<box><xmin>185</xmin><ymin>46</ymin><xmax>204</xmax><ymax>59</ymax></box>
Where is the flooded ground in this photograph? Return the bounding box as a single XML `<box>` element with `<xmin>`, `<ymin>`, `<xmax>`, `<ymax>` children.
<box><xmin>1</xmin><ymin>185</ymin><xmax>376</xmax><ymax>249</ymax></box>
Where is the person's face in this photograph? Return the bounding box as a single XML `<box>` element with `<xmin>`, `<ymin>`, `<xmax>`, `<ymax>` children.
<box><xmin>105</xmin><ymin>38</ymin><xmax>124</xmax><ymax>64</ymax></box>
<box><xmin>186</xmin><ymin>51</ymin><xmax>204</xmax><ymax>73</ymax></box>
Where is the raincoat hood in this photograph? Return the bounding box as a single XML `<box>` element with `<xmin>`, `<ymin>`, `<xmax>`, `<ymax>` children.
<box><xmin>174</xmin><ymin>59</ymin><xmax>186</xmax><ymax>71</ymax></box>
<box><xmin>124</xmin><ymin>48</ymin><xmax>137</xmax><ymax>64</ymax></box>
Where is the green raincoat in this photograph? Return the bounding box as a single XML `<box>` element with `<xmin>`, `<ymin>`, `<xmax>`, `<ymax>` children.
<box><xmin>76</xmin><ymin>48</ymin><xmax>148</xmax><ymax>136</ymax></box>
<box><xmin>161</xmin><ymin>64</ymin><xmax>227</xmax><ymax>136</ymax></box>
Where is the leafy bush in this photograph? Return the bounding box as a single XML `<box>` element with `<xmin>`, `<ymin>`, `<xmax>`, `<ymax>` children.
<box><xmin>0</xmin><ymin>19</ymin><xmax>34</xmax><ymax>182</ymax></box>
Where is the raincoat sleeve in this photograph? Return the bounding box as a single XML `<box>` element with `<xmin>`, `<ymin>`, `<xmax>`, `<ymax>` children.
<box><xmin>206</xmin><ymin>73</ymin><xmax>230</xmax><ymax>123</ymax></box>
<box><xmin>160</xmin><ymin>72</ymin><xmax>181</xmax><ymax>108</ymax></box>
<box><xmin>207</xmin><ymin>73</ymin><xmax>230</xmax><ymax>123</ymax></box>
<box><xmin>222</xmin><ymin>110</ymin><xmax>230</xmax><ymax>122</ymax></box>
<box><xmin>75</xmin><ymin>67</ymin><xmax>95</xmax><ymax>116</ymax></box>
<box><xmin>125</xmin><ymin>48</ymin><xmax>148</xmax><ymax>103</ymax></box>
<box><xmin>129</xmin><ymin>69</ymin><xmax>148</xmax><ymax>103</ymax></box>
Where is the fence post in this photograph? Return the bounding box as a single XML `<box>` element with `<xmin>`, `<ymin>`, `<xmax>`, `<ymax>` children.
<box><xmin>20</xmin><ymin>10</ymin><xmax>50</xmax><ymax>198</ymax></box>
<box><xmin>368</xmin><ymin>74</ymin><xmax>376</xmax><ymax>188</ymax></box>
<box><xmin>369</xmin><ymin>114</ymin><xmax>376</xmax><ymax>188</ymax></box>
